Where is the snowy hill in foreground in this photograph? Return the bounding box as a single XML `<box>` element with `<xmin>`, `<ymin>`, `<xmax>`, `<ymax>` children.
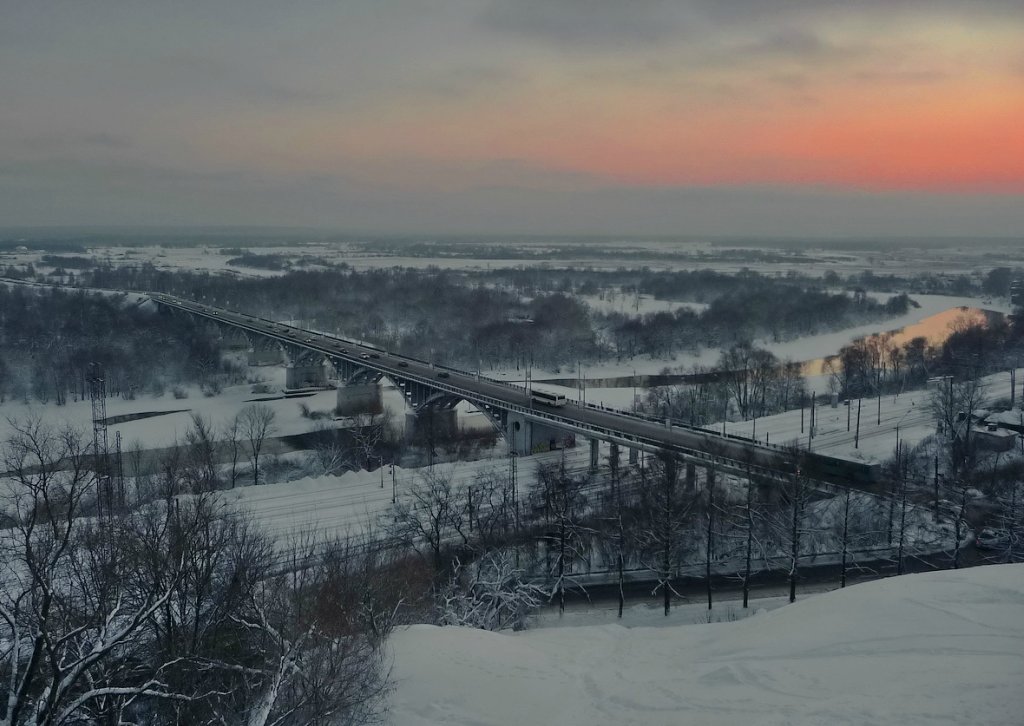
<box><xmin>390</xmin><ymin>565</ymin><xmax>1024</xmax><ymax>726</ymax></box>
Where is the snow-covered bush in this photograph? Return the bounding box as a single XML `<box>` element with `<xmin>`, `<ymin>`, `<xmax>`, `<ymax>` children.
<box><xmin>435</xmin><ymin>551</ymin><xmax>547</xmax><ymax>632</ymax></box>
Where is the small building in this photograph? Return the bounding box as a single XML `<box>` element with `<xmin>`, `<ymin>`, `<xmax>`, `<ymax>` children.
<box><xmin>972</xmin><ymin>424</ymin><xmax>1018</xmax><ymax>453</ymax></box>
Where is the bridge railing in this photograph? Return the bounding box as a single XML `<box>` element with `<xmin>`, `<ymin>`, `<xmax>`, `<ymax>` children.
<box><xmin>151</xmin><ymin>293</ymin><xmax>800</xmax><ymax>479</ymax></box>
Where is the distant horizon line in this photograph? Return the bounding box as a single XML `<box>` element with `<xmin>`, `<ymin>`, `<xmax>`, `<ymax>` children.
<box><xmin>1</xmin><ymin>225</ymin><xmax>1021</xmax><ymax>245</ymax></box>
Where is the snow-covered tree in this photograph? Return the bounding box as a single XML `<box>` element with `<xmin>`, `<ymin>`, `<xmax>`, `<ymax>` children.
<box><xmin>435</xmin><ymin>551</ymin><xmax>546</xmax><ymax>632</ymax></box>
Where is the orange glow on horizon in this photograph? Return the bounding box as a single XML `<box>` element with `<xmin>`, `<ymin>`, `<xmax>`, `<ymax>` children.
<box><xmin>195</xmin><ymin>28</ymin><xmax>1024</xmax><ymax>194</ymax></box>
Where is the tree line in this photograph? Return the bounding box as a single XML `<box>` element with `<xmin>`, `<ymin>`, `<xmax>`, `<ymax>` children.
<box><xmin>53</xmin><ymin>263</ymin><xmax>915</xmax><ymax>371</ymax></box>
<box><xmin>0</xmin><ymin>287</ymin><xmax>238</xmax><ymax>405</ymax></box>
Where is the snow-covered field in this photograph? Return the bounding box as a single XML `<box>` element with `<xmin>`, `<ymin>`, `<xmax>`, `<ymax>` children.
<box><xmin>0</xmin><ymin>366</ymin><xmax>338</xmax><ymax>449</ymax></box>
<box><xmin>22</xmin><ymin>239</ymin><xmax>1010</xmax><ymax>278</ymax></box>
<box><xmin>389</xmin><ymin>564</ymin><xmax>1024</xmax><ymax>726</ymax></box>
<box><xmin>227</xmin><ymin>446</ymin><xmax>591</xmax><ymax>547</ymax></box>
<box><xmin>577</xmin><ymin>292</ymin><xmax>709</xmax><ymax>317</ymax></box>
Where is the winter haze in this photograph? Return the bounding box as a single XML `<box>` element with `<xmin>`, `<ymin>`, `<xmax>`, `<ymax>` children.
<box><xmin>1</xmin><ymin>0</ymin><xmax>1023</xmax><ymax>235</ymax></box>
<box><xmin>1</xmin><ymin>2</ymin><xmax>1022</xmax><ymax>725</ymax></box>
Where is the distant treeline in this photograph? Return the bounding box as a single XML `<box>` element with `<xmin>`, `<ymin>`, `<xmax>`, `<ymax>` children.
<box><xmin>69</xmin><ymin>264</ymin><xmax>919</xmax><ymax>371</ymax></box>
<box><xmin>0</xmin><ymin>287</ymin><xmax>237</xmax><ymax>405</ymax></box>
<box><xmin>604</xmin><ymin>289</ymin><xmax>913</xmax><ymax>359</ymax></box>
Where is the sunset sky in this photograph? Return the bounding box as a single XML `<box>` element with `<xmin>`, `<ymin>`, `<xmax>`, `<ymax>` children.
<box><xmin>2</xmin><ymin>0</ymin><xmax>1022</xmax><ymax>236</ymax></box>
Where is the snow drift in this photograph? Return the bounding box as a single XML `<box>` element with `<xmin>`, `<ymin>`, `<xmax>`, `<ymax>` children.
<box><xmin>390</xmin><ymin>565</ymin><xmax>1024</xmax><ymax>726</ymax></box>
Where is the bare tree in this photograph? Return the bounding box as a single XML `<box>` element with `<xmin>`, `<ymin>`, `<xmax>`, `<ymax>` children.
<box><xmin>0</xmin><ymin>420</ymin><xmax>393</xmax><ymax>726</ymax></box>
<box><xmin>435</xmin><ymin>551</ymin><xmax>546</xmax><ymax>631</ymax></box>
<box><xmin>603</xmin><ymin>444</ymin><xmax>629</xmax><ymax>618</ymax></box>
<box><xmin>784</xmin><ymin>468</ymin><xmax>810</xmax><ymax>603</ymax></box>
<box><xmin>634</xmin><ymin>451</ymin><xmax>695</xmax><ymax>616</ymax></box>
<box><xmin>531</xmin><ymin>463</ymin><xmax>591</xmax><ymax>615</ymax></box>
<box><xmin>929</xmin><ymin>376</ymin><xmax>987</xmax><ymax>476</ymax></box>
<box><xmin>0</xmin><ymin>421</ymin><xmax>200</xmax><ymax>725</ymax></box>
<box><xmin>183</xmin><ymin>413</ymin><xmax>219</xmax><ymax>493</ymax></box>
<box><xmin>349</xmin><ymin>409</ymin><xmax>395</xmax><ymax>472</ymax></box>
<box><xmin>387</xmin><ymin>467</ymin><xmax>468</xmax><ymax>573</ymax></box>
<box><xmin>239</xmin><ymin>404</ymin><xmax>276</xmax><ymax>486</ymax></box>
<box><xmin>224</xmin><ymin>412</ymin><xmax>244</xmax><ymax>489</ymax></box>
<box><xmin>307</xmin><ymin>421</ymin><xmax>351</xmax><ymax>476</ymax></box>
<box><xmin>233</xmin><ymin>549</ymin><xmax>392</xmax><ymax>726</ymax></box>
<box><xmin>125</xmin><ymin>437</ymin><xmax>150</xmax><ymax>503</ymax></box>
<box><xmin>760</xmin><ymin>449</ymin><xmax>812</xmax><ymax>603</ymax></box>
<box><xmin>718</xmin><ymin>342</ymin><xmax>780</xmax><ymax>420</ymax></box>
<box><xmin>466</xmin><ymin>467</ymin><xmax>517</xmax><ymax>552</ymax></box>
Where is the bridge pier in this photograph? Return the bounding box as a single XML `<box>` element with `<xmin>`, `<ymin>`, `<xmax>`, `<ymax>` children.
<box><xmin>589</xmin><ymin>439</ymin><xmax>600</xmax><ymax>472</ymax></box>
<box><xmin>285</xmin><ymin>361</ymin><xmax>328</xmax><ymax>389</ymax></box>
<box><xmin>628</xmin><ymin>447</ymin><xmax>639</xmax><ymax>465</ymax></box>
<box><xmin>685</xmin><ymin>462</ymin><xmax>697</xmax><ymax>490</ymax></box>
<box><xmin>505</xmin><ymin>412</ymin><xmax>570</xmax><ymax>456</ymax></box>
<box><xmin>336</xmin><ymin>382</ymin><xmax>382</xmax><ymax>416</ymax></box>
<box><xmin>247</xmin><ymin>343</ymin><xmax>283</xmax><ymax>366</ymax></box>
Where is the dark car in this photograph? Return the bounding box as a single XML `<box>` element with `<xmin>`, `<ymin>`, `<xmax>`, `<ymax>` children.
<box><xmin>369</xmin><ymin>353</ymin><xmax>380</xmax><ymax>359</ymax></box>
<box><xmin>397</xmin><ymin>361</ymin><xmax>409</xmax><ymax>368</ymax></box>
<box><xmin>437</xmin><ymin>371</ymin><xmax>450</xmax><ymax>379</ymax></box>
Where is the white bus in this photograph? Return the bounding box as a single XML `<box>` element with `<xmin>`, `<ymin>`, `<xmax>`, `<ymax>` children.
<box><xmin>531</xmin><ymin>389</ymin><xmax>567</xmax><ymax>407</ymax></box>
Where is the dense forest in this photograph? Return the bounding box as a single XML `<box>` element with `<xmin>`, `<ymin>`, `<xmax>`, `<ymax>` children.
<box><xmin>0</xmin><ymin>286</ymin><xmax>235</xmax><ymax>404</ymax></box>
<box><xmin>59</xmin><ymin>263</ymin><xmax>917</xmax><ymax>370</ymax></box>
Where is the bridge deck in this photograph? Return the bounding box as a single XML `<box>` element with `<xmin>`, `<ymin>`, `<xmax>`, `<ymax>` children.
<box><xmin>149</xmin><ymin>293</ymin><xmax>871</xmax><ymax>486</ymax></box>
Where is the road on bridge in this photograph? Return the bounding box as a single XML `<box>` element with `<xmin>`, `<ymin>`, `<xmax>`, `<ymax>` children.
<box><xmin>149</xmin><ymin>293</ymin><xmax>846</xmax><ymax>483</ymax></box>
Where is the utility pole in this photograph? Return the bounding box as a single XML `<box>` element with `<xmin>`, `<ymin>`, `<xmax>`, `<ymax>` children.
<box><xmin>88</xmin><ymin>362</ymin><xmax>111</xmax><ymax>518</ymax></box>
<box><xmin>113</xmin><ymin>430</ymin><xmax>125</xmax><ymax>510</ymax></box>
<box><xmin>855</xmin><ymin>398</ymin><xmax>862</xmax><ymax>449</ymax></box>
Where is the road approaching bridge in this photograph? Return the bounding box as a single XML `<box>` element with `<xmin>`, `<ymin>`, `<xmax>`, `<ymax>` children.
<box><xmin>148</xmin><ymin>292</ymin><xmax>878</xmax><ymax>488</ymax></box>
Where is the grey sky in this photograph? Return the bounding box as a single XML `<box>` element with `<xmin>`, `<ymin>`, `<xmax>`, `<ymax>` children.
<box><xmin>1</xmin><ymin>0</ymin><xmax>1021</xmax><ymax>237</ymax></box>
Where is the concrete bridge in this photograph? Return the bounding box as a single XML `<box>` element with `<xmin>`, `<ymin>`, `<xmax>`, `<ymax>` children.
<box><xmin>149</xmin><ymin>292</ymin><xmax>873</xmax><ymax>488</ymax></box>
